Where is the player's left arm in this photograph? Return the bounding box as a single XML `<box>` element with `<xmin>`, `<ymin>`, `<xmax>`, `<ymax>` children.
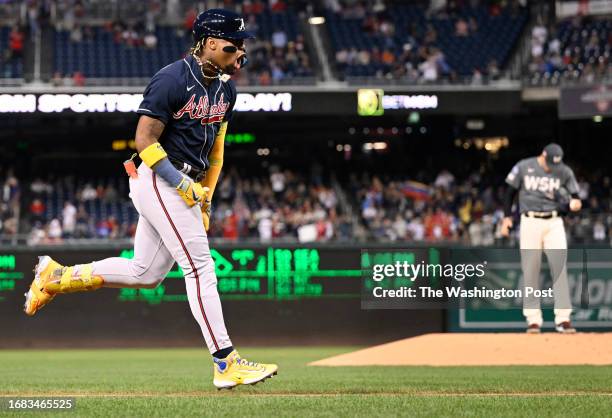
<box><xmin>199</xmin><ymin>122</ymin><xmax>227</xmax><ymax>230</ymax></box>
<box><xmin>565</xmin><ymin>168</ymin><xmax>582</xmax><ymax>212</ymax></box>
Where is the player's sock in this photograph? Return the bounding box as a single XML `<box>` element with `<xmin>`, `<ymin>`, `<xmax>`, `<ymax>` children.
<box><xmin>212</xmin><ymin>346</ymin><xmax>234</xmax><ymax>359</ymax></box>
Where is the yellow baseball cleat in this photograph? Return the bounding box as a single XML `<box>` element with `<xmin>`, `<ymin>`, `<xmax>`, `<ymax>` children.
<box><xmin>24</xmin><ymin>256</ymin><xmax>103</xmax><ymax>316</ymax></box>
<box><xmin>23</xmin><ymin>256</ymin><xmax>63</xmax><ymax>316</ymax></box>
<box><xmin>213</xmin><ymin>350</ymin><xmax>278</xmax><ymax>390</ymax></box>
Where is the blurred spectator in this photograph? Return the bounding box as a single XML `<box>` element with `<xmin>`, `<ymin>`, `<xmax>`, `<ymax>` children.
<box><xmin>8</xmin><ymin>26</ymin><xmax>24</xmax><ymax>61</ymax></box>
<box><xmin>29</xmin><ymin>198</ymin><xmax>45</xmax><ymax>224</ymax></box>
<box><xmin>62</xmin><ymin>201</ymin><xmax>77</xmax><ymax>238</ymax></box>
<box><xmin>72</xmin><ymin>71</ymin><xmax>85</xmax><ymax>87</ymax></box>
<box><xmin>455</xmin><ymin>18</ymin><xmax>469</xmax><ymax>36</ymax></box>
<box><xmin>51</xmin><ymin>71</ymin><xmax>64</xmax><ymax>87</ymax></box>
<box><xmin>271</xmin><ymin>28</ymin><xmax>287</xmax><ymax>49</ymax></box>
<box><xmin>28</xmin><ymin>222</ymin><xmax>46</xmax><ymax>246</ymax></box>
<box><xmin>80</xmin><ymin>183</ymin><xmax>97</xmax><ymax>201</ymax></box>
<box><xmin>144</xmin><ymin>31</ymin><xmax>158</xmax><ymax>49</ymax></box>
<box><xmin>47</xmin><ymin>218</ymin><xmax>63</xmax><ymax>242</ymax></box>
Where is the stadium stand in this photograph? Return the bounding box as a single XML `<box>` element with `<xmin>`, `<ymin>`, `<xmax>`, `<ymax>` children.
<box><xmin>526</xmin><ymin>16</ymin><xmax>612</xmax><ymax>86</ymax></box>
<box><xmin>16</xmin><ymin>166</ymin><xmax>612</xmax><ymax>246</ymax></box>
<box><xmin>326</xmin><ymin>0</ymin><xmax>528</xmax><ymax>83</ymax></box>
<box><xmin>51</xmin><ymin>1</ymin><xmax>315</xmax><ymax>85</ymax></box>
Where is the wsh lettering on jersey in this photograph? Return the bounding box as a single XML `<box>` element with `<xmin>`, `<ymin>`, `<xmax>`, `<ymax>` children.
<box><xmin>524</xmin><ymin>176</ymin><xmax>561</xmax><ymax>193</ymax></box>
<box><xmin>173</xmin><ymin>94</ymin><xmax>229</xmax><ymax>125</ymax></box>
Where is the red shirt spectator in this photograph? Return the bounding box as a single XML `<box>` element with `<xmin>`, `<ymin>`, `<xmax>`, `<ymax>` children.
<box><xmin>223</xmin><ymin>213</ymin><xmax>239</xmax><ymax>240</ymax></box>
<box><xmin>270</xmin><ymin>0</ymin><xmax>287</xmax><ymax>12</ymax></box>
<box><xmin>73</xmin><ymin>71</ymin><xmax>86</xmax><ymax>87</ymax></box>
<box><xmin>184</xmin><ymin>9</ymin><xmax>197</xmax><ymax>31</ymax></box>
<box><xmin>30</xmin><ymin>199</ymin><xmax>45</xmax><ymax>217</ymax></box>
<box><xmin>9</xmin><ymin>27</ymin><xmax>24</xmax><ymax>58</ymax></box>
<box><xmin>424</xmin><ymin>209</ymin><xmax>451</xmax><ymax>240</ymax></box>
<box><xmin>244</xmin><ymin>0</ymin><xmax>265</xmax><ymax>15</ymax></box>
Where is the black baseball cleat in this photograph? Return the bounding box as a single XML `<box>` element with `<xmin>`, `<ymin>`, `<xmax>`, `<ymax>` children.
<box><xmin>555</xmin><ymin>321</ymin><xmax>576</xmax><ymax>334</ymax></box>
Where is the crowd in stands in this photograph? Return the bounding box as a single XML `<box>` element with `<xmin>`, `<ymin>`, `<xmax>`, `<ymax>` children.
<box><xmin>8</xmin><ymin>163</ymin><xmax>612</xmax><ymax>246</ymax></box>
<box><xmin>43</xmin><ymin>0</ymin><xmax>314</xmax><ymax>85</ymax></box>
<box><xmin>26</xmin><ymin>176</ymin><xmax>137</xmax><ymax>245</ymax></box>
<box><xmin>326</xmin><ymin>0</ymin><xmax>526</xmax><ymax>83</ymax></box>
<box><xmin>207</xmin><ymin>166</ymin><xmax>350</xmax><ymax>241</ymax></box>
<box><xmin>353</xmin><ymin>169</ymin><xmax>506</xmax><ymax>244</ymax></box>
<box><xmin>527</xmin><ymin>15</ymin><xmax>611</xmax><ymax>85</ymax></box>
<box><xmin>19</xmin><ymin>166</ymin><xmax>346</xmax><ymax>244</ymax></box>
<box><xmin>353</xmin><ymin>168</ymin><xmax>612</xmax><ymax>245</ymax></box>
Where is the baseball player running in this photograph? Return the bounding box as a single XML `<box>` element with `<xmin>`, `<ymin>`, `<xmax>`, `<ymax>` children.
<box><xmin>24</xmin><ymin>9</ymin><xmax>278</xmax><ymax>389</ymax></box>
<box><xmin>501</xmin><ymin>143</ymin><xmax>581</xmax><ymax>334</ymax></box>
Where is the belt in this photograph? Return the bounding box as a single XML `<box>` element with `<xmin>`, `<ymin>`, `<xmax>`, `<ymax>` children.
<box><xmin>523</xmin><ymin>210</ymin><xmax>559</xmax><ymax>219</ymax></box>
<box><xmin>170</xmin><ymin>159</ymin><xmax>205</xmax><ymax>182</ymax></box>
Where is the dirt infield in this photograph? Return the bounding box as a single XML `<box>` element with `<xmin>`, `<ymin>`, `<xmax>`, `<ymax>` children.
<box><xmin>309</xmin><ymin>333</ymin><xmax>612</xmax><ymax>366</ymax></box>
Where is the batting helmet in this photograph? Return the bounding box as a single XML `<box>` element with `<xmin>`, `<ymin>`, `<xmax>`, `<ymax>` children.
<box><xmin>192</xmin><ymin>9</ymin><xmax>256</xmax><ymax>44</ymax></box>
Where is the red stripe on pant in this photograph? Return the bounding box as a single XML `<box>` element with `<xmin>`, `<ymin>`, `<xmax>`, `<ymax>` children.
<box><xmin>152</xmin><ymin>172</ymin><xmax>219</xmax><ymax>351</ymax></box>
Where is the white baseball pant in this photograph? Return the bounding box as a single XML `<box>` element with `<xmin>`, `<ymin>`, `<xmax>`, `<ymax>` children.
<box><xmin>91</xmin><ymin>163</ymin><xmax>232</xmax><ymax>353</ymax></box>
<box><xmin>520</xmin><ymin>214</ymin><xmax>572</xmax><ymax>326</ymax></box>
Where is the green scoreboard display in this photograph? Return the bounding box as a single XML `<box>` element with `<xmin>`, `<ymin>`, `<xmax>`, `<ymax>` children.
<box><xmin>0</xmin><ymin>247</ymin><xmax>363</xmax><ymax>306</ymax></box>
<box><xmin>1</xmin><ymin>246</ymin><xmax>610</xmax><ymax>339</ymax></box>
<box><xmin>116</xmin><ymin>247</ymin><xmax>363</xmax><ymax>304</ymax></box>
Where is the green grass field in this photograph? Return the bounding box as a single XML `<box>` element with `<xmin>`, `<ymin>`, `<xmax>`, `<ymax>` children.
<box><xmin>0</xmin><ymin>347</ymin><xmax>611</xmax><ymax>417</ymax></box>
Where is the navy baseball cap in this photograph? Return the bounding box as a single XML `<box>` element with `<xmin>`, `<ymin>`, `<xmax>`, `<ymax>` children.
<box><xmin>192</xmin><ymin>9</ymin><xmax>256</xmax><ymax>43</ymax></box>
<box><xmin>543</xmin><ymin>143</ymin><xmax>564</xmax><ymax>165</ymax></box>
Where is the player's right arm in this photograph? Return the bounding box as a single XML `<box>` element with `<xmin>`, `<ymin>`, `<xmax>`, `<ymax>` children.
<box><xmin>501</xmin><ymin>162</ymin><xmax>522</xmax><ymax>237</ymax></box>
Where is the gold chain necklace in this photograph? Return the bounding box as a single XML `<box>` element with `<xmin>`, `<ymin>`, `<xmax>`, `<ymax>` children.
<box><xmin>192</xmin><ymin>53</ymin><xmax>222</xmax><ymax>80</ymax></box>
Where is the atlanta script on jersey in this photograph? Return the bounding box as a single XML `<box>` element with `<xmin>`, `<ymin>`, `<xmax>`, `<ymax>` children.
<box><xmin>137</xmin><ymin>55</ymin><xmax>237</xmax><ymax>171</ymax></box>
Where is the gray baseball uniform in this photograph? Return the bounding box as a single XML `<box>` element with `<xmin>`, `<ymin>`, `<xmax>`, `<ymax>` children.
<box><xmin>505</xmin><ymin>157</ymin><xmax>579</xmax><ymax>327</ymax></box>
<box><xmin>505</xmin><ymin>157</ymin><xmax>579</xmax><ymax>213</ymax></box>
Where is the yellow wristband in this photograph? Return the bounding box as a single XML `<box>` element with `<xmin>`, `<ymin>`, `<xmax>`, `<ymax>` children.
<box><xmin>139</xmin><ymin>143</ymin><xmax>167</xmax><ymax>168</ymax></box>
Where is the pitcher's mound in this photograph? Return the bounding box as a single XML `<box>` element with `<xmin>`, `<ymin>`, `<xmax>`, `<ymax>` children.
<box><xmin>310</xmin><ymin>333</ymin><xmax>612</xmax><ymax>366</ymax></box>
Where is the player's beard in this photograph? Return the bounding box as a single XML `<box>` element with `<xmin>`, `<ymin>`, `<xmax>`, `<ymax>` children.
<box><xmin>223</xmin><ymin>64</ymin><xmax>237</xmax><ymax>75</ymax></box>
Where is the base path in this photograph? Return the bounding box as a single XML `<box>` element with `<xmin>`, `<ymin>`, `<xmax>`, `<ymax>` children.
<box><xmin>309</xmin><ymin>333</ymin><xmax>612</xmax><ymax>366</ymax></box>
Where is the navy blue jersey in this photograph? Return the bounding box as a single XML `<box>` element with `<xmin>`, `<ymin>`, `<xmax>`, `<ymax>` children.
<box><xmin>137</xmin><ymin>54</ymin><xmax>236</xmax><ymax>171</ymax></box>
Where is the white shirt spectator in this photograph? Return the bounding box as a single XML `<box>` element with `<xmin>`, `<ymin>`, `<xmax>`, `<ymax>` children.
<box><xmin>272</xmin><ymin>30</ymin><xmax>287</xmax><ymax>49</ymax></box>
<box><xmin>532</xmin><ymin>25</ymin><xmax>547</xmax><ymax>44</ymax></box>
<box><xmin>407</xmin><ymin>218</ymin><xmax>425</xmax><ymax>241</ymax></box>
<box><xmin>593</xmin><ymin>220</ymin><xmax>606</xmax><ymax>241</ymax></box>
<box><xmin>362</xmin><ymin>205</ymin><xmax>377</xmax><ymax>220</ymax></box>
<box><xmin>144</xmin><ymin>32</ymin><xmax>158</xmax><ymax>49</ymax></box>
<box><xmin>468</xmin><ymin>220</ymin><xmax>482</xmax><ymax>245</ymax></box>
<box><xmin>435</xmin><ymin>170</ymin><xmax>455</xmax><ymax>190</ymax></box>
<box><xmin>420</xmin><ymin>57</ymin><xmax>438</xmax><ymax>81</ymax></box>
<box><xmin>318</xmin><ymin>189</ymin><xmax>337</xmax><ymax>209</ymax></box>
<box><xmin>62</xmin><ymin>202</ymin><xmax>77</xmax><ymax>234</ymax></box>
<box><xmin>48</xmin><ymin>218</ymin><xmax>63</xmax><ymax>240</ymax></box>
<box><xmin>548</xmin><ymin>38</ymin><xmax>560</xmax><ymax>55</ymax></box>
<box><xmin>531</xmin><ymin>42</ymin><xmax>543</xmax><ymax>58</ymax></box>
<box><xmin>31</xmin><ymin>178</ymin><xmax>51</xmax><ymax>194</ymax></box>
<box><xmin>255</xmin><ymin>206</ymin><xmax>273</xmax><ymax>222</ymax></box>
<box><xmin>81</xmin><ymin>184</ymin><xmax>97</xmax><ymax>201</ymax></box>
<box><xmin>258</xmin><ymin>217</ymin><xmax>273</xmax><ymax>242</ymax></box>
<box><xmin>393</xmin><ymin>216</ymin><xmax>407</xmax><ymax>239</ymax></box>
<box><xmin>270</xmin><ymin>172</ymin><xmax>286</xmax><ymax>193</ymax></box>
<box><xmin>28</xmin><ymin>225</ymin><xmax>46</xmax><ymax>246</ymax></box>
